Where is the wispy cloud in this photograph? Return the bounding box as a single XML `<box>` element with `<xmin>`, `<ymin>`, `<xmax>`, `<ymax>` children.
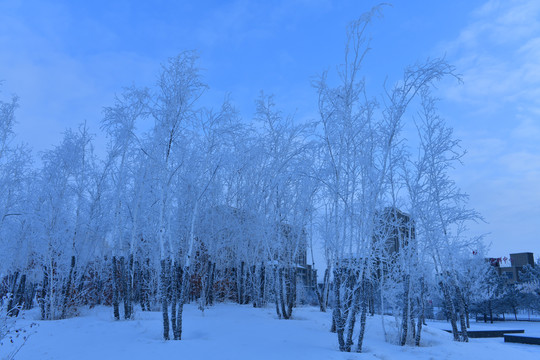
<box><xmin>443</xmin><ymin>0</ymin><xmax>540</xmax><ymax>160</ymax></box>
<box><xmin>0</xmin><ymin>1</ymin><xmax>158</xmax><ymax>156</ymax></box>
<box><xmin>442</xmin><ymin>0</ymin><xmax>540</xmax><ymax>110</ymax></box>
<box><xmin>440</xmin><ymin>0</ymin><xmax>540</xmax><ymax>257</ymax></box>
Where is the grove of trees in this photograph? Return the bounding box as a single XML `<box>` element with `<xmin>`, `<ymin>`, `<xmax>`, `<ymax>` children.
<box><xmin>0</xmin><ymin>10</ymin><xmax>498</xmax><ymax>353</ymax></box>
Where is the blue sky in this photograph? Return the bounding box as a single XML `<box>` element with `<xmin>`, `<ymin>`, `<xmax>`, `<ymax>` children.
<box><xmin>1</xmin><ymin>0</ymin><xmax>539</xmax><ymax>260</ymax></box>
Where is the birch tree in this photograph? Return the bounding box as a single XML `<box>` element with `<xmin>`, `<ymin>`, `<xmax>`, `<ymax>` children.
<box><xmin>102</xmin><ymin>86</ymin><xmax>148</xmax><ymax>320</ymax></box>
<box><xmin>315</xmin><ymin>8</ymin><xmax>455</xmax><ymax>351</ymax></box>
<box><xmin>408</xmin><ymin>90</ymin><xmax>482</xmax><ymax>342</ymax></box>
<box><xmin>145</xmin><ymin>51</ymin><xmax>206</xmax><ymax>340</ymax></box>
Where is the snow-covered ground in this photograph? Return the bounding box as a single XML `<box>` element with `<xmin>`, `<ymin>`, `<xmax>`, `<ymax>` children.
<box><xmin>4</xmin><ymin>304</ymin><xmax>540</xmax><ymax>360</ymax></box>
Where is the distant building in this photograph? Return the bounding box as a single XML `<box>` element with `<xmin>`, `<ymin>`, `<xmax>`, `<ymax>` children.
<box><xmin>279</xmin><ymin>223</ymin><xmax>317</xmax><ymax>292</ymax></box>
<box><xmin>377</xmin><ymin>207</ymin><xmax>415</xmax><ymax>255</ymax></box>
<box><xmin>489</xmin><ymin>252</ymin><xmax>535</xmax><ymax>284</ymax></box>
<box><xmin>372</xmin><ymin>207</ymin><xmax>415</xmax><ymax>279</ymax></box>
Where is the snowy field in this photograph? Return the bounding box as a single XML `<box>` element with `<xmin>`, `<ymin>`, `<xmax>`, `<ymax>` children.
<box><xmin>3</xmin><ymin>305</ymin><xmax>540</xmax><ymax>360</ymax></box>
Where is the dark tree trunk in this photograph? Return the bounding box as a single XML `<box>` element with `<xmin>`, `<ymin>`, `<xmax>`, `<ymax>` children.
<box><xmin>279</xmin><ymin>268</ymin><xmax>288</xmax><ymax>319</ymax></box>
<box><xmin>400</xmin><ymin>275</ymin><xmax>410</xmax><ymax>346</ymax></box>
<box><xmin>170</xmin><ymin>261</ymin><xmax>178</xmax><ymax>339</ymax></box>
<box><xmin>118</xmin><ymin>256</ymin><xmax>128</xmax><ymax>319</ymax></box>
<box><xmin>175</xmin><ymin>265</ymin><xmax>188</xmax><ymax>340</ymax></box>
<box><xmin>261</xmin><ymin>263</ymin><xmax>266</xmax><ymax>306</ymax></box>
<box><xmin>176</xmin><ymin>301</ymin><xmax>184</xmax><ymax>340</ymax></box>
<box><xmin>369</xmin><ymin>284</ymin><xmax>375</xmax><ymax>317</ymax></box>
<box><xmin>141</xmin><ymin>258</ymin><xmax>151</xmax><ymax>311</ymax></box>
<box><xmin>415</xmin><ymin>279</ymin><xmax>426</xmax><ymax>346</ymax></box>
<box><xmin>277</xmin><ymin>266</ymin><xmax>296</xmax><ymax>319</ymax></box>
<box><xmin>61</xmin><ymin>256</ymin><xmax>76</xmax><ymax>319</ymax></box>
<box><xmin>343</xmin><ymin>269</ymin><xmax>356</xmax><ymax>321</ymax></box>
<box><xmin>24</xmin><ymin>282</ymin><xmax>36</xmax><ymax>310</ymax></box>
<box><xmin>201</xmin><ymin>261</ymin><xmax>213</xmax><ymax>307</ymax></box>
<box><xmin>415</xmin><ymin>312</ymin><xmax>423</xmax><ymax>346</ymax></box>
<box><xmin>332</xmin><ymin>267</ymin><xmax>346</xmax><ymax>351</ymax></box>
<box><xmin>409</xmin><ymin>299</ymin><xmax>416</xmax><ymax>342</ymax></box>
<box><xmin>315</xmin><ymin>267</ymin><xmax>329</xmax><ymax>312</ymax></box>
<box><xmin>207</xmin><ymin>262</ymin><xmax>215</xmax><ymax>306</ymax></box>
<box><xmin>345</xmin><ymin>279</ymin><xmax>360</xmax><ymax>352</ymax></box>
<box><xmin>273</xmin><ymin>266</ymin><xmax>282</xmax><ymax>319</ymax></box>
<box><xmin>39</xmin><ymin>268</ymin><xmax>48</xmax><ymax>319</ymax></box>
<box><xmin>7</xmin><ymin>271</ymin><xmax>19</xmax><ymax>316</ymax></box>
<box><xmin>255</xmin><ymin>262</ymin><xmax>265</xmax><ymax>308</ymax></box>
<box><xmin>356</xmin><ymin>278</ymin><xmax>369</xmax><ymax>353</ymax></box>
<box><xmin>12</xmin><ymin>274</ymin><xmax>27</xmax><ymax>317</ymax></box>
<box><xmin>123</xmin><ymin>255</ymin><xmax>133</xmax><ymax>319</ymax></box>
<box><xmin>160</xmin><ymin>259</ymin><xmax>170</xmax><ymax>340</ymax></box>
<box><xmin>238</xmin><ymin>261</ymin><xmax>245</xmax><ymax>305</ymax></box>
<box><xmin>112</xmin><ymin>256</ymin><xmax>120</xmax><ymax>320</ymax></box>
<box><xmin>245</xmin><ymin>265</ymin><xmax>254</xmax><ymax>305</ymax></box>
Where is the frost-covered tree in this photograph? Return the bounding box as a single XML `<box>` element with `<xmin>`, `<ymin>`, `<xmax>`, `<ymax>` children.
<box><xmin>0</xmin><ymin>86</ymin><xmax>34</xmax><ymax>317</ymax></box>
<box><xmin>143</xmin><ymin>51</ymin><xmax>207</xmax><ymax>340</ymax></box>
<box><xmin>102</xmin><ymin>86</ymin><xmax>148</xmax><ymax>320</ymax></box>
<box><xmin>315</xmin><ymin>8</ymin><xmax>456</xmax><ymax>351</ymax></box>
<box><xmin>407</xmin><ymin>90</ymin><xmax>482</xmax><ymax>341</ymax></box>
<box><xmin>254</xmin><ymin>93</ymin><xmax>314</xmax><ymax>319</ymax></box>
<box><xmin>34</xmin><ymin>123</ymin><xmax>98</xmax><ymax>319</ymax></box>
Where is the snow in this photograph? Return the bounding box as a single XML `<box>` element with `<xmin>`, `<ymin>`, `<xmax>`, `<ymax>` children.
<box><xmin>4</xmin><ymin>305</ymin><xmax>540</xmax><ymax>360</ymax></box>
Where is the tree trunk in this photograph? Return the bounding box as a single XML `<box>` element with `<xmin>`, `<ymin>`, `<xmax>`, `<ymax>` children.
<box><xmin>170</xmin><ymin>262</ymin><xmax>178</xmax><ymax>339</ymax></box>
<box><xmin>465</xmin><ymin>304</ymin><xmax>470</xmax><ymax>328</ymax></box>
<box><xmin>456</xmin><ymin>286</ymin><xmax>468</xmax><ymax>342</ymax></box>
<box><xmin>141</xmin><ymin>258</ymin><xmax>151</xmax><ymax>311</ymax></box>
<box><xmin>118</xmin><ymin>256</ymin><xmax>130</xmax><ymax>320</ymax></box>
<box><xmin>286</xmin><ymin>267</ymin><xmax>296</xmax><ymax>319</ymax></box>
<box><xmin>356</xmin><ymin>279</ymin><xmax>369</xmax><ymax>353</ymax></box>
<box><xmin>409</xmin><ymin>297</ymin><xmax>416</xmax><ymax>342</ymax></box>
<box><xmin>112</xmin><ymin>256</ymin><xmax>120</xmax><ymax>320</ymax></box>
<box><xmin>238</xmin><ymin>261</ymin><xmax>245</xmax><ymax>305</ymax></box>
<box><xmin>415</xmin><ymin>312</ymin><xmax>423</xmax><ymax>346</ymax></box>
<box><xmin>273</xmin><ymin>266</ymin><xmax>282</xmax><ymax>319</ymax></box>
<box><xmin>160</xmin><ymin>259</ymin><xmax>170</xmax><ymax>340</ymax></box>
<box><xmin>39</xmin><ymin>268</ymin><xmax>48</xmax><ymax>320</ymax></box>
<box><xmin>400</xmin><ymin>275</ymin><xmax>410</xmax><ymax>346</ymax></box>
<box><xmin>24</xmin><ymin>282</ymin><xmax>36</xmax><ymax>310</ymax></box>
<box><xmin>124</xmin><ymin>255</ymin><xmax>133</xmax><ymax>319</ymax></box>
<box><xmin>279</xmin><ymin>268</ymin><xmax>288</xmax><ymax>319</ymax></box>
<box><xmin>332</xmin><ymin>267</ymin><xmax>346</xmax><ymax>351</ymax></box>
<box><xmin>61</xmin><ymin>256</ymin><xmax>76</xmax><ymax>319</ymax></box>
<box><xmin>415</xmin><ymin>280</ymin><xmax>426</xmax><ymax>346</ymax></box>
<box><xmin>7</xmin><ymin>271</ymin><xmax>19</xmax><ymax>316</ymax></box>
<box><xmin>12</xmin><ymin>274</ymin><xmax>27</xmax><ymax>317</ymax></box>
<box><xmin>207</xmin><ymin>262</ymin><xmax>215</xmax><ymax>306</ymax></box>
<box><xmin>345</xmin><ymin>269</ymin><xmax>364</xmax><ymax>352</ymax></box>
<box><xmin>255</xmin><ymin>262</ymin><xmax>265</xmax><ymax>308</ymax></box>
<box><xmin>315</xmin><ymin>267</ymin><xmax>330</xmax><ymax>312</ymax></box>
<box><xmin>344</xmin><ymin>286</ymin><xmax>359</xmax><ymax>352</ymax></box>
<box><xmin>440</xmin><ymin>282</ymin><xmax>459</xmax><ymax>341</ymax></box>
<box><xmin>175</xmin><ymin>265</ymin><xmax>188</xmax><ymax>340</ymax></box>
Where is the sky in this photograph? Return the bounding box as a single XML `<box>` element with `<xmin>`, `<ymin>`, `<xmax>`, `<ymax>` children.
<box><xmin>1</xmin><ymin>0</ymin><xmax>539</xmax><ymax>262</ymax></box>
